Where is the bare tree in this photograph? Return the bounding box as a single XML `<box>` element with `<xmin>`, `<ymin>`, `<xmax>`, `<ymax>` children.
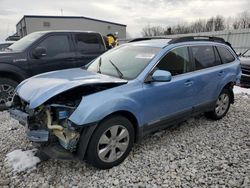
<box><xmin>206</xmin><ymin>17</ymin><xmax>214</xmax><ymax>32</ymax></box>
<box><xmin>233</xmin><ymin>20</ymin><xmax>241</xmax><ymax>29</ymax></box>
<box><xmin>233</xmin><ymin>11</ymin><xmax>250</xmax><ymax>29</ymax></box>
<box><xmin>190</xmin><ymin>19</ymin><xmax>206</xmax><ymax>33</ymax></box>
<box><xmin>141</xmin><ymin>25</ymin><xmax>164</xmax><ymax>36</ymax></box>
<box><xmin>239</xmin><ymin>11</ymin><xmax>250</xmax><ymax>28</ymax></box>
<box><xmin>214</xmin><ymin>15</ymin><xmax>225</xmax><ymax>31</ymax></box>
<box><xmin>141</xmin><ymin>24</ymin><xmax>152</xmax><ymax>37</ymax></box>
<box><xmin>141</xmin><ymin>11</ymin><xmax>250</xmax><ymax>37</ymax></box>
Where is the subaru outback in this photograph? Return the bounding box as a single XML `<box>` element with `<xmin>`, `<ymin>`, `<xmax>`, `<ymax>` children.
<box><xmin>10</xmin><ymin>36</ymin><xmax>241</xmax><ymax>169</ymax></box>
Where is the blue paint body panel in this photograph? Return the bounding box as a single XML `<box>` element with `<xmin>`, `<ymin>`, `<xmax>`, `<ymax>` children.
<box><xmin>15</xmin><ymin>39</ymin><xmax>242</xmax><ymax>135</ymax></box>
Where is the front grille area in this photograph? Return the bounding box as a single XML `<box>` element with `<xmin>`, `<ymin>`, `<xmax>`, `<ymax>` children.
<box><xmin>241</xmin><ymin>65</ymin><xmax>250</xmax><ymax>75</ymax></box>
<box><xmin>240</xmin><ymin>73</ymin><xmax>250</xmax><ymax>87</ymax></box>
<box><xmin>242</xmin><ymin>68</ymin><xmax>250</xmax><ymax>75</ymax></box>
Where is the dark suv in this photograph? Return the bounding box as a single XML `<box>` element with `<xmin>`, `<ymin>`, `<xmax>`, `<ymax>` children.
<box><xmin>0</xmin><ymin>31</ymin><xmax>106</xmax><ymax>110</ymax></box>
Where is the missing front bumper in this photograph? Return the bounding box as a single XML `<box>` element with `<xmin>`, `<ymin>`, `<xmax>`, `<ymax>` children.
<box><xmin>9</xmin><ymin>109</ymin><xmax>49</xmax><ymax>142</ymax></box>
<box><xmin>9</xmin><ymin>109</ymin><xmax>28</xmax><ymax>126</ymax></box>
<box><xmin>26</xmin><ymin>130</ymin><xmax>49</xmax><ymax>142</ymax></box>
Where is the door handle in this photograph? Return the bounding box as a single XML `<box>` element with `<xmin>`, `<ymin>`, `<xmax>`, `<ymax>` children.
<box><xmin>184</xmin><ymin>80</ymin><xmax>194</xmax><ymax>87</ymax></box>
<box><xmin>218</xmin><ymin>71</ymin><xmax>225</xmax><ymax>76</ymax></box>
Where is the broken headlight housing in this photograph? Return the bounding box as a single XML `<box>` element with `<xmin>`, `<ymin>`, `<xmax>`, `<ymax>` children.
<box><xmin>48</xmin><ymin>104</ymin><xmax>80</xmax><ymax>151</ymax></box>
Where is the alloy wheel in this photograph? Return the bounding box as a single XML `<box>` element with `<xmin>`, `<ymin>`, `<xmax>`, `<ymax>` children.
<box><xmin>97</xmin><ymin>125</ymin><xmax>130</xmax><ymax>163</ymax></box>
<box><xmin>215</xmin><ymin>93</ymin><xmax>230</xmax><ymax>116</ymax></box>
<box><xmin>0</xmin><ymin>83</ymin><xmax>15</xmax><ymax>105</ymax></box>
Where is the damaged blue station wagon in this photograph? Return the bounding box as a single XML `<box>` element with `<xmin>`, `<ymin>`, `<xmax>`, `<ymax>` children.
<box><xmin>10</xmin><ymin>37</ymin><xmax>241</xmax><ymax>169</ymax></box>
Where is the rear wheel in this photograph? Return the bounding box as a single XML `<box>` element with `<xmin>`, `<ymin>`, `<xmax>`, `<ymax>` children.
<box><xmin>0</xmin><ymin>78</ymin><xmax>18</xmax><ymax>111</ymax></box>
<box><xmin>205</xmin><ymin>89</ymin><xmax>231</xmax><ymax>120</ymax></box>
<box><xmin>86</xmin><ymin>116</ymin><xmax>134</xmax><ymax>169</ymax></box>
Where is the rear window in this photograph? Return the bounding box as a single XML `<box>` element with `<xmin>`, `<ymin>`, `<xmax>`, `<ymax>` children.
<box><xmin>191</xmin><ymin>46</ymin><xmax>221</xmax><ymax>70</ymax></box>
<box><xmin>75</xmin><ymin>33</ymin><xmax>105</xmax><ymax>54</ymax></box>
<box><xmin>217</xmin><ymin>46</ymin><xmax>235</xmax><ymax>63</ymax></box>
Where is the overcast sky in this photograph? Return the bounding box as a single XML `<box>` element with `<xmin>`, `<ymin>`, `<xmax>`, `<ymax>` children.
<box><xmin>0</xmin><ymin>0</ymin><xmax>249</xmax><ymax>41</ymax></box>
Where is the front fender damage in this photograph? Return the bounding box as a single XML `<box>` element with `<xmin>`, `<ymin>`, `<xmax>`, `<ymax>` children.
<box><xmin>11</xmin><ymin>82</ymin><xmax>126</xmax><ymax>160</ymax></box>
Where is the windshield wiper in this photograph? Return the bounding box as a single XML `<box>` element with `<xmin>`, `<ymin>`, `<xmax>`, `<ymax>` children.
<box><xmin>109</xmin><ymin>59</ymin><xmax>124</xmax><ymax>79</ymax></box>
<box><xmin>97</xmin><ymin>57</ymin><xmax>102</xmax><ymax>73</ymax></box>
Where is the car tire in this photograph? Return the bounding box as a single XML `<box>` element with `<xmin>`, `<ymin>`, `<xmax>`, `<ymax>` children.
<box><xmin>0</xmin><ymin>78</ymin><xmax>18</xmax><ymax>111</ymax></box>
<box><xmin>86</xmin><ymin>115</ymin><xmax>134</xmax><ymax>169</ymax></box>
<box><xmin>205</xmin><ymin>89</ymin><xmax>231</xmax><ymax>120</ymax></box>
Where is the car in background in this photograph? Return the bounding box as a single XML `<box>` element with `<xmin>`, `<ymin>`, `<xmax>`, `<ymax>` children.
<box><xmin>0</xmin><ymin>30</ymin><xmax>106</xmax><ymax>110</ymax></box>
<box><xmin>0</xmin><ymin>41</ymin><xmax>14</xmax><ymax>51</ymax></box>
<box><xmin>239</xmin><ymin>49</ymin><xmax>250</xmax><ymax>88</ymax></box>
<box><xmin>10</xmin><ymin>36</ymin><xmax>241</xmax><ymax>169</ymax></box>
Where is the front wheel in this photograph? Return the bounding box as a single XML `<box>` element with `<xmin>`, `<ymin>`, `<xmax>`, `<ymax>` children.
<box><xmin>86</xmin><ymin>116</ymin><xmax>134</xmax><ymax>169</ymax></box>
<box><xmin>205</xmin><ymin>89</ymin><xmax>231</xmax><ymax>120</ymax></box>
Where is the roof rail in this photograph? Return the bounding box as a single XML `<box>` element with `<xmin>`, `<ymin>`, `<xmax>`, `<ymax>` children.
<box><xmin>128</xmin><ymin>37</ymin><xmax>170</xmax><ymax>43</ymax></box>
<box><xmin>169</xmin><ymin>36</ymin><xmax>226</xmax><ymax>44</ymax></box>
<box><xmin>169</xmin><ymin>36</ymin><xmax>237</xmax><ymax>55</ymax></box>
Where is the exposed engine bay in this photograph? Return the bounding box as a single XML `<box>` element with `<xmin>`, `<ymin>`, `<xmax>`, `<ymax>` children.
<box><xmin>10</xmin><ymin>83</ymin><xmax>124</xmax><ymax>153</ymax></box>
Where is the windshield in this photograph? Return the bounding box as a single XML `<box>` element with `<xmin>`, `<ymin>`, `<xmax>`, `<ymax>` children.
<box><xmin>87</xmin><ymin>45</ymin><xmax>161</xmax><ymax>80</ymax></box>
<box><xmin>7</xmin><ymin>32</ymin><xmax>44</xmax><ymax>52</ymax></box>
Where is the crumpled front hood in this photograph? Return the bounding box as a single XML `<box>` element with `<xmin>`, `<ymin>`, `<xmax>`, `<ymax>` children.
<box><xmin>16</xmin><ymin>68</ymin><xmax>127</xmax><ymax>109</ymax></box>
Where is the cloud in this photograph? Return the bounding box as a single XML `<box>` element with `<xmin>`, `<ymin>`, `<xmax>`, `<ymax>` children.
<box><xmin>0</xmin><ymin>0</ymin><xmax>248</xmax><ymax>41</ymax></box>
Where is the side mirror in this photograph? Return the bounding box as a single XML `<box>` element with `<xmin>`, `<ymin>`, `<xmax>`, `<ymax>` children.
<box><xmin>33</xmin><ymin>47</ymin><xmax>47</xmax><ymax>58</ymax></box>
<box><xmin>151</xmin><ymin>70</ymin><xmax>172</xmax><ymax>82</ymax></box>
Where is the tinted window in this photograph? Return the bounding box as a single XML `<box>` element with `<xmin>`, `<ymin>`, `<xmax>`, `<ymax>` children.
<box><xmin>156</xmin><ymin>47</ymin><xmax>191</xmax><ymax>76</ymax></box>
<box><xmin>75</xmin><ymin>33</ymin><xmax>105</xmax><ymax>54</ymax></box>
<box><xmin>191</xmin><ymin>46</ymin><xmax>220</xmax><ymax>70</ymax></box>
<box><xmin>36</xmin><ymin>35</ymin><xmax>70</xmax><ymax>58</ymax></box>
<box><xmin>217</xmin><ymin>46</ymin><xmax>235</xmax><ymax>63</ymax></box>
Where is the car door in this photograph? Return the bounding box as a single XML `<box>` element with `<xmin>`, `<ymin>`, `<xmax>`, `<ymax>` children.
<box><xmin>29</xmin><ymin>34</ymin><xmax>76</xmax><ymax>76</ymax></box>
<box><xmin>141</xmin><ymin>46</ymin><xmax>196</xmax><ymax>131</ymax></box>
<box><xmin>189</xmin><ymin>45</ymin><xmax>224</xmax><ymax>111</ymax></box>
<box><xmin>73</xmin><ymin>33</ymin><xmax>106</xmax><ymax>68</ymax></box>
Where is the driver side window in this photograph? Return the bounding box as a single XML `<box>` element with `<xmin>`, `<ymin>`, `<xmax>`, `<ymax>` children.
<box><xmin>156</xmin><ymin>47</ymin><xmax>191</xmax><ymax>76</ymax></box>
<box><xmin>35</xmin><ymin>35</ymin><xmax>70</xmax><ymax>58</ymax></box>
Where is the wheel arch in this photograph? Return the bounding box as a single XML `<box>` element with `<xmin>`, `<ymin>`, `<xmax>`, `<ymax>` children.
<box><xmin>99</xmin><ymin>110</ymin><xmax>141</xmax><ymax>143</ymax></box>
<box><xmin>77</xmin><ymin>110</ymin><xmax>142</xmax><ymax>161</ymax></box>
<box><xmin>0</xmin><ymin>71</ymin><xmax>24</xmax><ymax>83</ymax></box>
<box><xmin>0</xmin><ymin>64</ymin><xmax>28</xmax><ymax>83</ymax></box>
<box><xmin>222</xmin><ymin>81</ymin><xmax>235</xmax><ymax>104</ymax></box>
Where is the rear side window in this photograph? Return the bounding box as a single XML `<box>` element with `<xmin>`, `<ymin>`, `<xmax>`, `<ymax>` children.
<box><xmin>75</xmin><ymin>33</ymin><xmax>105</xmax><ymax>54</ymax></box>
<box><xmin>217</xmin><ymin>46</ymin><xmax>235</xmax><ymax>63</ymax></box>
<box><xmin>36</xmin><ymin>35</ymin><xmax>70</xmax><ymax>58</ymax></box>
<box><xmin>156</xmin><ymin>47</ymin><xmax>191</xmax><ymax>76</ymax></box>
<box><xmin>191</xmin><ymin>46</ymin><xmax>220</xmax><ymax>70</ymax></box>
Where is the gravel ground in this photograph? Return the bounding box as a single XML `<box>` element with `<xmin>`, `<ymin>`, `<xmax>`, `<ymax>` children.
<box><xmin>0</xmin><ymin>94</ymin><xmax>249</xmax><ymax>188</ymax></box>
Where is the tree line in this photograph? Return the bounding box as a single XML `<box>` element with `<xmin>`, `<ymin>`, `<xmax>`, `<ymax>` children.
<box><xmin>142</xmin><ymin>11</ymin><xmax>250</xmax><ymax>36</ymax></box>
